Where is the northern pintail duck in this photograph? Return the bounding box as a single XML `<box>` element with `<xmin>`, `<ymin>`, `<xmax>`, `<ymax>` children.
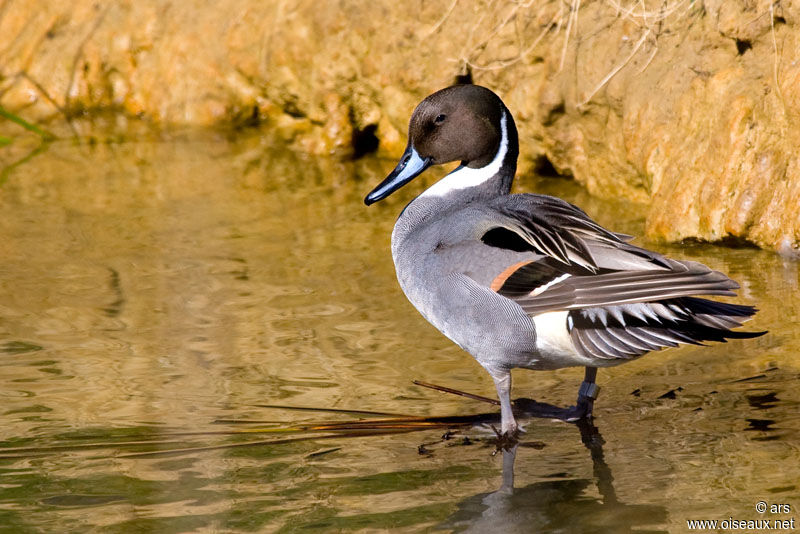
<box><xmin>364</xmin><ymin>84</ymin><xmax>764</xmax><ymax>436</ymax></box>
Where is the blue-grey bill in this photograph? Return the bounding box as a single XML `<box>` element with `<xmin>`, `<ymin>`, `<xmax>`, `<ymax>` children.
<box><xmin>364</xmin><ymin>146</ymin><xmax>432</xmax><ymax>205</ymax></box>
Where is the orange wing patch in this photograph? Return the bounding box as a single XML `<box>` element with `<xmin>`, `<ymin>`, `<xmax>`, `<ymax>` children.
<box><xmin>490</xmin><ymin>261</ymin><xmax>532</xmax><ymax>292</ymax></box>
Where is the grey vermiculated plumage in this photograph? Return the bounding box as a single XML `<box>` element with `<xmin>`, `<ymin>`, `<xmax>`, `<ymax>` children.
<box><xmin>364</xmin><ymin>84</ymin><xmax>765</xmax><ymax>436</ymax></box>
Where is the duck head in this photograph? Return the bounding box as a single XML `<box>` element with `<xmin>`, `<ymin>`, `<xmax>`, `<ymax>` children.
<box><xmin>364</xmin><ymin>84</ymin><xmax>516</xmax><ymax>205</ymax></box>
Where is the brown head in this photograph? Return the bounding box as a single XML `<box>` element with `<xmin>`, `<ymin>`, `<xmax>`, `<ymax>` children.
<box><xmin>365</xmin><ymin>85</ymin><xmax>516</xmax><ymax>205</ymax></box>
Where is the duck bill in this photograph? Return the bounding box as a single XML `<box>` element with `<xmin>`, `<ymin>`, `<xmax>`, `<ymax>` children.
<box><xmin>364</xmin><ymin>146</ymin><xmax>432</xmax><ymax>205</ymax></box>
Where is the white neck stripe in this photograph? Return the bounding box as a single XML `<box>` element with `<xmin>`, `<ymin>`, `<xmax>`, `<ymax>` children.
<box><xmin>419</xmin><ymin>111</ymin><xmax>508</xmax><ymax>199</ymax></box>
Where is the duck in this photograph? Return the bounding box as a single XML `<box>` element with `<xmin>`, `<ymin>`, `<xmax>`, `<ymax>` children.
<box><xmin>364</xmin><ymin>84</ymin><xmax>764</xmax><ymax>437</ymax></box>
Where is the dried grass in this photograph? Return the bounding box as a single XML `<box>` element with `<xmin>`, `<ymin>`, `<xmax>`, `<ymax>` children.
<box><xmin>770</xmin><ymin>2</ymin><xmax>786</xmax><ymax>113</ymax></box>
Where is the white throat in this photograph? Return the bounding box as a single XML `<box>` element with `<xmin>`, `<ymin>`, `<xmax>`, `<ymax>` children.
<box><xmin>419</xmin><ymin>111</ymin><xmax>508</xmax><ymax>199</ymax></box>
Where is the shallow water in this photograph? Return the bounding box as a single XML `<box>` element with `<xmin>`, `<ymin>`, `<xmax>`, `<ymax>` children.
<box><xmin>0</xmin><ymin>133</ymin><xmax>798</xmax><ymax>533</ymax></box>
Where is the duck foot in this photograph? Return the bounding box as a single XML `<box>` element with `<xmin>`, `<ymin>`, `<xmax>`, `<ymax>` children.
<box><xmin>490</xmin><ymin>425</ymin><xmax>521</xmax><ymax>450</ymax></box>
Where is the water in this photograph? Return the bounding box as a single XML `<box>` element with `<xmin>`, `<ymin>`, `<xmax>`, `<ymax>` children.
<box><xmin>0</xmin><ymin>133</ymin><xmax>798</xmax><ymax>532</ymax></box>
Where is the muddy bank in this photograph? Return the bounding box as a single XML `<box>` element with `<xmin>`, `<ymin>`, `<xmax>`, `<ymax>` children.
<box><xmin>0</xmin><ymin>0</ymin><xmax>798</xmax><ymax>255</ymax></box>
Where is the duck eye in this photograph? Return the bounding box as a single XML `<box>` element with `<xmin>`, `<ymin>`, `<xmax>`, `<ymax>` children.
<box><xmin>434</xmin><ymin>114</ymin><xmax>446</xmax><ymax>124</ymax></box>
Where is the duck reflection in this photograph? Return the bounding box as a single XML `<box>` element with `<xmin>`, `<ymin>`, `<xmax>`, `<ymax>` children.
<box><xmin>440</xmin><ymin>419</ymin><xmax>668</xmax><ymax>533</ymax></box>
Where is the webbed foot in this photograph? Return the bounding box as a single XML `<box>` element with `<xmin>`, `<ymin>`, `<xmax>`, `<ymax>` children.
<box><xmin>490</xmin><ymin>424</ymin><xmax>522</xmax><ymax>450</ymax></box>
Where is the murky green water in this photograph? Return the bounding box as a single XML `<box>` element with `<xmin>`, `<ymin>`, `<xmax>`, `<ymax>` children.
<box><xmin>0</xmin><ymin>133</ymin><xmax>798</xmax><ymax>533</ymax></box>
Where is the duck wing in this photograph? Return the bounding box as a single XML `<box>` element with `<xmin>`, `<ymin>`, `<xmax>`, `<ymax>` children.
<box><xmin>481</xmin><ymin>193</ymin><xmax>669</xmax><ymax>272</ymax></box>
<box><xmin>493</xmin><ymin>258</ymin><xmax>740</xmax><ymax>315</ymax></box>
<box><xmin>450</xmin><ymin>193</ymin><xmax>740</xmax><ymax>314</ymax></box>
<box><xmin>567</xmin><ymin>298</ymin><xmax>763</xmax><ymax>360</ymax></box>
<box><xmin>490</xmin><ymin>256</ymin><xmax>764</xmax><ymax>361</ymax></box>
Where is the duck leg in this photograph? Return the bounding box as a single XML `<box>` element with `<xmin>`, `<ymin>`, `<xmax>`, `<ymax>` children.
<box><xmin>567</xmin><ymin>366</ymin><xmax>600</xmax><ymax>421</ymax></box>
<box><xmin>490</xmin><ymin>371</ymin><xmax>519</xmax><ymax>436</ymax></box>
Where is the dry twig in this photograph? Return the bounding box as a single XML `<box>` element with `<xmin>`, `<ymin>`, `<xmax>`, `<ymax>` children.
<box><xmin>577</xmin><ymin>27</ymin><xmax>651</xmax><ymax>110</ymax></box>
